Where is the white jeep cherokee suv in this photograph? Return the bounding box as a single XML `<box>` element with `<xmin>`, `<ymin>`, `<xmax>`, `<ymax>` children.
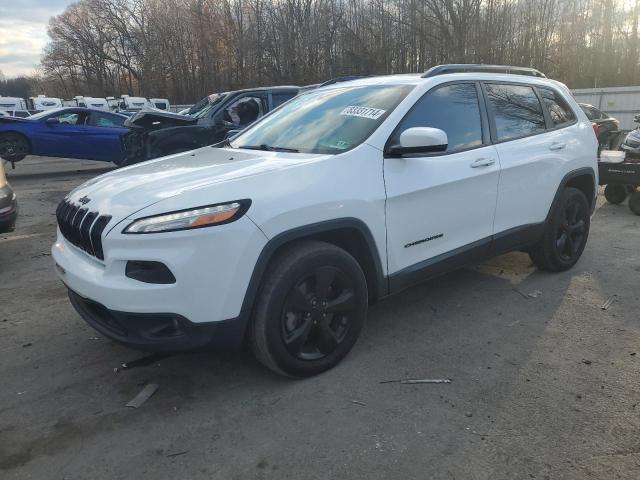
<box><xmin>52</xmin><ymin>65</ymin><xmax>597</xmax><ymax>377</ymax></box>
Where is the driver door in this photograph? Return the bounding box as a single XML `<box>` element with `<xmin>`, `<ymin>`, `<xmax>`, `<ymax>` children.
<box><xmin>32</xmin><ymin>110</ymin><xmax>92</xmax><ymax>159</ymax></box>
<box><xmin>383</xmin><ymin>82</ymin><xmax>500</xmax><ymax>289</ymax></box>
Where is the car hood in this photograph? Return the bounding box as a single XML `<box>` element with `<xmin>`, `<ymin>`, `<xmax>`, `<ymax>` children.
<box><xmin>65</xmin><ymin>146</ymin><xmax>326</xmax><ymax>224</ymax></box>
<box><xmin>124</xmin><ymin>108</ymin><xmax>197</xmax><ymax>131</ymax></box>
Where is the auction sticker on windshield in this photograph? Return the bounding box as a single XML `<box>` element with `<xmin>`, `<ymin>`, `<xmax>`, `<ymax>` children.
<box><xmin>340</xmin><ymin>106</ymin><xmax>386</xmax><ymax>120</ymax></box>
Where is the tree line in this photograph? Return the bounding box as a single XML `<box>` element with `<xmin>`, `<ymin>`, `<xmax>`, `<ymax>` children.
<box><xmin>8</xmin><ymin>0</ymin><xmax>640</xmax><ymax>103</ymax></box>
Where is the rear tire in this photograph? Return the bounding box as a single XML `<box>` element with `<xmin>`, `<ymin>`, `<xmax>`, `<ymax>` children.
<box><xmin>529</xmin><ymin>187</ymin><xmax>590</xmax><ymax>272</ymax></box>
<box><xmin>251</xmin><ymin>240</ymin><xmax>368</xmax><ymax>377</ymax></box>
<box><xmin>604</xmin><ymin>184</ymin><xmax>628</xmax><ymax>204</ymax></box>
<box><xmin>0</xmin><ymin>133</ymin><xmax>29</xmax><ymax>162</ymax></box>
<box><xmin>629</xmin><ymin>191</ymin><xmax>640</xmax><ymax>216</ymax></box>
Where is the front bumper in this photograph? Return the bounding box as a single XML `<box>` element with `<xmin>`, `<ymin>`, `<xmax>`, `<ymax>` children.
<box><xmin>68</xmin><ymin>289</ymin><xmax>243</xmax><ymax>351</ymax></box>
<box><xmin>52</xmin><ymin>213</ymin><xmax>268</xmax><ymax>351</ymax></box>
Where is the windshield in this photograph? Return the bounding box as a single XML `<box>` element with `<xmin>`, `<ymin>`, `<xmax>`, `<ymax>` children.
<box><xmin>230</xmin><ymin>84</ymin><xmax>413</xmax><ymax>154</ymax></box>
<box><xmin>189</xmin><ymin>93</ymin><xmax>226</xmax><ymax>118</ymax></box>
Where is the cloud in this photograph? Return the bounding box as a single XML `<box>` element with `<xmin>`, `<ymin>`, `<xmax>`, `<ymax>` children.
<box><xmin>0</xmin><ymin>0</ymin><xmax>76</xmax><ymax>23</ymax></box>
<box><xmin>0</xmin><ymin>0</ymin><xmax>75</xmax><ymax>77</ymax></box>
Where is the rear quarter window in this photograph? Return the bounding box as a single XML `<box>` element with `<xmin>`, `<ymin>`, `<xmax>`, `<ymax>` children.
<box><xmin>539</xmin><ymin>87</ymin><xmax>576</xmax><ymax>127</ymax></box>
<box><xmin>485</xmin><ymin>83</ymin><xmax>545</xmax><ymax>142</ymax></box>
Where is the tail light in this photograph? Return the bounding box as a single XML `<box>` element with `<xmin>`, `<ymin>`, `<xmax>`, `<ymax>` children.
<box><xmin>592</xmin><ymin>122</ymin><xmax>600</xmax><ymax>138</ymax></box>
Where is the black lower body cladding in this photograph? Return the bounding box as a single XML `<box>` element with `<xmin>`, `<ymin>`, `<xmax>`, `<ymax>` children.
<box><xmin>67</xmin><ymin>289</ymin><xmax>245</xmax><ymax>352</ymax></box>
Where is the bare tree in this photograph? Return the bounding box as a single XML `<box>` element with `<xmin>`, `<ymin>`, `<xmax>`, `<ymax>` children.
<box><xmin>34</xmin><ymin>0</ymin><xmax>640</xmax><ymax>102</ymax></box>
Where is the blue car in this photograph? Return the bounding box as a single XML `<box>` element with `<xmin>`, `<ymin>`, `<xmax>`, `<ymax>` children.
<box><xmin>0</xmin><ymin>108</ymin><xmax>129</xmax><ymax>165</ymax></box>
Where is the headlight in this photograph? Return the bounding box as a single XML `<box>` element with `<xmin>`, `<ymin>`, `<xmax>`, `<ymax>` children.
<box><xmin>123</xmin><ymin>200</ymin><xmax>251</xmax><ymax>234</ymax></box>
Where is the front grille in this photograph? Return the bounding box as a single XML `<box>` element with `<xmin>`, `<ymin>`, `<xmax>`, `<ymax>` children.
<box><xmin>56</xmin><ymin>199</ymin><xmax>112</xmax><ymax>260</ymax></box>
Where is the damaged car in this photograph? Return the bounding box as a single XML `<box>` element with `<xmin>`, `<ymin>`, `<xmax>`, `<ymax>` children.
<box><xmin>122</xmin><ymin>86</ymin><xmax>299</xmax><ymax>163</ymax></box>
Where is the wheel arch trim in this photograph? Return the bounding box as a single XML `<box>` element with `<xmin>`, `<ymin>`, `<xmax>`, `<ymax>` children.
<box><xmin>234</xmin><ymin>217</ymin><xmax>387</xmax><ymax>336</ymax></box>
<box><xmin>546</xmin><ymin>167</ymin><xmax>597</xmax><ymax>219</ymax></box>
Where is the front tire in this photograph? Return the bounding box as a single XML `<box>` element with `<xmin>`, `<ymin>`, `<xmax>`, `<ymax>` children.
<box><xmin>0</xmin><ymin>133</ymin><xmax>29</xmax><ymax>162</ymax></box>
<box><xmin>251</xmin><ymin>241</ymin><xmax>368</xmax><ymax>377</ymax></box>
<box><xmin>529</xmin><ymin>187</ymin><xmax>590</xmax><ymax>272</ymax></box>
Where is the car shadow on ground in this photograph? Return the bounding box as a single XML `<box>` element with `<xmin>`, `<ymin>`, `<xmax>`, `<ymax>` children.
<box><xmin>97</xmin><ymin>250</ymin><xmax>573</xmax><ymax>403</ymax></box>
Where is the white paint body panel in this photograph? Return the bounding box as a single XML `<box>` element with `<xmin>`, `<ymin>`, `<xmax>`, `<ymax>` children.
<box><xmin>384</xmin><ymin>145</ymin><xmax>500</xmax><ymax>273</ymax></box>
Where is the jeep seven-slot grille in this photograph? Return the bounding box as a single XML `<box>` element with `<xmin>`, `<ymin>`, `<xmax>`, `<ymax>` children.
<box><xmin>56</xmin><ymin>200</ymin><xmax>112</xmax><ymax>260</ymax></box>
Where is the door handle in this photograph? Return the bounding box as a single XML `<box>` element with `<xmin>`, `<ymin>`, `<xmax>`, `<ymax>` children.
<box><xmin>470</xmin><ymin>157</ymin><xmax>495</xmax><ymax>168</ymax></box>
<box><xmin>549</xmin><ymin>142</ymin><xmax>566</xmax><ymax>151</ymax></box>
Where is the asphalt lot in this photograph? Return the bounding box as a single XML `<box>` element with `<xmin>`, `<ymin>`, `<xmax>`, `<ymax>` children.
<box><xmin>1</xmin><ymin>156</ymin><xmax>639</xmax><ymax>480</ymax></box>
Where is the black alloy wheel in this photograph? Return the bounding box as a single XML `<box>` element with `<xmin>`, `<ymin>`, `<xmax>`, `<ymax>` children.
<box><xmin>555</xmin><ymin>196</ymin><xmax>587</xmax><ymax>262</ymax></box>
<box><xmin>529</xmin><ymin>187</ymin><xmax>590</xmax><ymax>272</ymax></box>
<box><xmin>0</xmin><ymin>133</ymin><xmax>28</xmax><ymax>161</ymax></box>
<box><xmin>281</xmin><ymin>266</ymin><xmax>356</xmax><ymax>361</ymax></box>
<box><xmin>251</xmin><ymin>240</ymin><xmax>368</xmax><ymax>377</ymax></box>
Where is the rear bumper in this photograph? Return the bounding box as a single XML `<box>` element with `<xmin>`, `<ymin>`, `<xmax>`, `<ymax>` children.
<box><xmin>68</xmin><ymin>288</ymin><xmax>244</xmax><ymax>352</ymax></box>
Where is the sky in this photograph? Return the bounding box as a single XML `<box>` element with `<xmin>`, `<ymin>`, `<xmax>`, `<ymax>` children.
<box><xmin>0</xmin><ymin>0</ymin><xmax>75</xmax><ymax>78</ymax></box>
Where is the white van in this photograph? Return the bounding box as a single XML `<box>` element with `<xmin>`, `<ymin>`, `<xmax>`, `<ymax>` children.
<box><xmin>118</xmin><ymin>95</ymin><xmax>151</xmax><ymax>111</ymax></box>
<box><xmin>0</xmin><ymin>97</ymin><xmax>27</xmax><ymax>111</ymax></box>
<box><xmin>150</xmin><ymin>98</ymin><xmax>170</xmax><ymax>111</ymax></box>
<box><xmin>28</xmin><ymin>95</ymin><xmax>63</xmax><ymax>111</ymax></box>
<box><xmin>63</xmin><ymin>96</ymin><xmax>109</xmax><ymax>110</ymax></box>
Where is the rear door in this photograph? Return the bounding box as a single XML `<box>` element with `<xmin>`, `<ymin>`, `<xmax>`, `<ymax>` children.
<box><xmin>384</xmin><ymin>82</ymin><xmax>500</xmax><ymax>283</ymax></box>
<box><xmin>487</xmin><ymin>82</ymin><xmax>578</xmax><ymax>236</ymax></box>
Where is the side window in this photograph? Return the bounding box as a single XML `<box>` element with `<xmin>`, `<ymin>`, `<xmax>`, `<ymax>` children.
<box><xmin>222</xmin><ymin>96</ymin><xmax>266</xmax><ymax>126</ymax></box>
<box><xmin>272</xmin><ymin>93</ymin><xmax>295</xmax><ymax>109</ymax></box>
<box><xmin>89</xmin><ymin>112</ymin><xmax>125</xmax><ymax>127</ymax></box>
<box><xmin>392</xmin><ymin>83</ymin><xmax>483</xmax><ymax>153</ymax></box>
<box><xmin>485</xmin><ymin>84</ymin><xmax>545</xmax><ymax>141</ymax></box>
<box><xmin>51</xmin><ymin>112</ymin><xmax>87</xmax><ymax>125</ymax></box>
<box><xmin>538</xmin><ymin>87</ymin><xmax>576</xmax><ymax>127</ymax></box>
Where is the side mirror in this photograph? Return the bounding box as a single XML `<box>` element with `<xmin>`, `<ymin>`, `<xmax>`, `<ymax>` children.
<box><xmin>387</xmin><ymin>127</ymin><xmax>448</xmax><ymax>156</ymax></box>
<box><xmin>45</xmin><ymin>117</ymin><xmax>60</xmax><ymax>126</ymax></box>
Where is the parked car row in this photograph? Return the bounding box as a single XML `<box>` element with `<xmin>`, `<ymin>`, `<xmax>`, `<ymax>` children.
<box><xmin>123</xmin><ymin>86</ymin><xmax>300</xmax><ymax>163</ymax></box>
<box><xmin>578</xmin><ymin>103</ymin><xmax>620</xmax><ymax>148</ymax></box>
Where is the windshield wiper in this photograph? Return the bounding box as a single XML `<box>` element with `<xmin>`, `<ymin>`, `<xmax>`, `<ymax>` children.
<box><xmin>238</xmin><ymin>144</ymin><xmax>299</xmax><ymax>153</ymax></box>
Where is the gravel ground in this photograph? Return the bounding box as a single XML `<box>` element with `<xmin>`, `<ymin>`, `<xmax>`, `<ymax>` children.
<box><xmin>1</xmin><ymin>156</ymin><xmax>639</xmax><ymax>480</ymax></box>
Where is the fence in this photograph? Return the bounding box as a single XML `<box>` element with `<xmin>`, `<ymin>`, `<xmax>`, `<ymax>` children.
<box><xmin>571</xmin><ymin>86</ymin><xmax>640</xmax><ymax>130</ymax></box>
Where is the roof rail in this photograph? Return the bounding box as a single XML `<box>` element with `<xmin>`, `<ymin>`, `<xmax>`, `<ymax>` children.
<box><xmin>319</xmin><ymin>75</ymin><xmax>367</xmax><ymax>87</ymax></box>
<box><xmin>422</xmin><ymin>64</ymin><xmax>546</xmax><ymax>79</ymax></box>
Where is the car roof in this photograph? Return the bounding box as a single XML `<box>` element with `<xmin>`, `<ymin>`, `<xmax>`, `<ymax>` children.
<box><xmin>48</xmin><ymin>107</ymin><xmax>126</xmax><ymax>115</ymax></box>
